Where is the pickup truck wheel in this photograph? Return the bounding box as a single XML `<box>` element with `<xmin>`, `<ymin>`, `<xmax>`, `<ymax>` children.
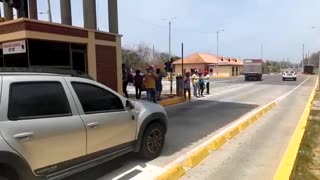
<box><xmin>139</xmin><ymin>123</ymin><xmax>165</xmax><ymax>160</ymax></box>
<box><xmin>0</xmin><ymin>165</ymin><xmax>19</xmax><ymax>180</ymax></box>
<box><xmin>282</xmin><ymin>77</ymin><xmax>286</xmax><ymax>81</ymax></box>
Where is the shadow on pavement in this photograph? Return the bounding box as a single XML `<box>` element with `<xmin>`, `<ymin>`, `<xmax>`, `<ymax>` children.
<box><xmin>162</xmin><ymin>99</ymin><xmax>259</xmax><ymax>156</ymax></box>
<box><xmin>64</xmin><ymin>153</ymin><xmax>146</xmax><ymax>180</ymax></box>
<box><xmin>64</xmin><ymin>99</ymin><xmax>259</xmax><ymax>180</ymax></box>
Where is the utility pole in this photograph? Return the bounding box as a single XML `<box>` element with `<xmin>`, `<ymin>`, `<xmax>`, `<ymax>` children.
<box><xmin>261</xmin><ymin>44</ymin><xmax>264</xmax><ymax>60</ymax></box>
<box><xmin>47</xmin><ymin>0</ymin><xmax>52</xmax><ymax>22</ymax></box>
<box><xmin>181</xmin><ymin>43</ymin><xmax>184</xmax><ymax>76</ymax></box>
<box><xmin>163</xmin><ymin>17</ymin><xmax>176</xmax><ymax>95</ymax></box>
<box><xmin>307</xmin><ymin>50</ymin><xmax>310</xmax><ymax>65</ymax></box>
<box><xmin>217</xmin><ymin>31</ymin><xmax>219</xmax><ymax>57</ymax></box>
<box><xmin>216</xmin><ymin>29</ymin><xmax>224</xmax><ymax>58</ymax></box>
<box><xmin>152</xmin><ymin>45</ymin><xmax>155</xmax><ymax>65</ymax></box>
<box><xmin>169</xmin><ymin>21</ymin><xmax>172</xmax><ymax>95</ymax></box>
<box><xmin>302</xmin><ymin>44</ymin><xmax>305</xmax><ymax>72</ymax></box>
<box><xmin>318</xmin><ymin>52</ymin><xmax>320</xmax><ymax>90</ymax></box>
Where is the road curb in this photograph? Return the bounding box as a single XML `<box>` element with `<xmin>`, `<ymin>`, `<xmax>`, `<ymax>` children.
<box><xmin>183</xmin><ymin>147</ymin><xmax>210</xmax><ymax>168</ymax></box>
<box><xmin>160</xmin><ymin>97</ymin><xmax>185</xmax><ymax>106</ymax></box>
<box><xmin>157</xmin><ymin>164</ymin><xmax>186</xmax><ymax>180</ymax></box>
<box><xmin>156</xmin><ymin>101</ymin><xmax>277</xmax><ymax>180</ymax></box>
<box><xmin>273</xmin><ymin>79</ymin><xmax>318</xmax><ymax>180</ymax></box>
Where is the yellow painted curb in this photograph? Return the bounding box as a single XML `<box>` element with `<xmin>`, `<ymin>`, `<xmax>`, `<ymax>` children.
<box><xmin>157</xmin><ymin>96</ymin><xmax>278</xmax><ymax>180</ymax></box>
<box><xmin>183</xmin><ymin>147</ymin><xmax>210</xmax><ymax>168</ymax></box>
<box><xmin>207</xmin><ymin>136</ymin><xmax>228</xmax><ymax>150</ymax></box>
<box><xmin>157</xmin><ymin>164</ymin><xmax>186</xmax><ymax>180</ymax></box>
<box><xmin>239</xmin><ymin>120</ymin><xmax>250</xmax><ymax>130</ymax></box>
<box><xmin>274</xmin><ymin>78</ymin><xmax>318</xmax><ymax>180</ymax></box>
<box><xmin>248</xmin><ymin>115</ymin><xmax>258</xmax><ymax>124</ymax></box>
<box><xmin>160</xmin><ymin>97</ymin><xmax>185</xmax><ymax>106</ymax></box>
<box><xmin>226</xmin><ymin>127</ymin><xmax>241</xmax><ymax>139</ymax></box>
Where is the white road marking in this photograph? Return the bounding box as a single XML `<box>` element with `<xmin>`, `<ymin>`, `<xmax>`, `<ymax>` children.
<box><xmin>162</xmin><ymin>76</ymin><xmax>311</xmax><ymax>170</ymax></box>
<box><xmin>105</xmin><ymin>76</ymin><xmax>311</xmax><ymax>180</ymax></box>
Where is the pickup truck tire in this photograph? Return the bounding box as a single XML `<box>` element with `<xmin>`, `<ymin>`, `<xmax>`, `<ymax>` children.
<box><xmin>294</xmin><ymin>78</ymin><xmax>297</xmax><ymax>81</ymax></box>
<box><xmin>282</xmin><ymin>78</ymin><xmax>286</xmax><ymax>81</ymax></box>
<box><xmin>0</xmin><ymin>165</ymin><xmax>19</xmax><ymax>180</ymax></box>
<box><xmin>139</xmin><ymin>122</ymin><xmax>165</xmax><ymax>160</ymax></box>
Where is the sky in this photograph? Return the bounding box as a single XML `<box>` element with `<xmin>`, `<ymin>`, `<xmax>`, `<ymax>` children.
<box><xmin>1</xmin><ymin>0</ymin><xmax>319</xmax><ymax>62</ymax></box>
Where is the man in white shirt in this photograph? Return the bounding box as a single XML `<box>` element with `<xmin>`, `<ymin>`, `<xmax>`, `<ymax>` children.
<box><xmin>204</xmin><ymin>72</ymin><xmax>210</xmax><ymax>94</ymax></box>
<box><xmin>191</xmin><ymin>70</ymin><xmax>200</xmax><ymax>98</ymax></box>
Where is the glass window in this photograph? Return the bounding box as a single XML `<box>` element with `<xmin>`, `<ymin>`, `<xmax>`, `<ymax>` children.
<box><xmin>28</xmin><ymin>40</ymin><xmax>70</xmax><ymax>67</ymax></box>
<box><xmin>8</xmin><ymin>82</ymin><xmax>71</xmax><ymax>120</ymax></box>
<box><xmin>72</xmin><ymin>82</ymin><xmax>124</xmax><ymax>114</ymax></box>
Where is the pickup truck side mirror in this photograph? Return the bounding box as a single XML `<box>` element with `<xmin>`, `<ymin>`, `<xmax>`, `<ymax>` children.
<box><xmin>126</xmin><ymin>100</ymin><xmax>134</xmax><ymax>110</ymax></box>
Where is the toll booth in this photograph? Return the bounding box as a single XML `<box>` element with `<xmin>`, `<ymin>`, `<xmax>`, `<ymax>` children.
<box><xmin>0</xmin><ymin>18</ymin><xmax>123</xmax><ymax>92</ymax></box>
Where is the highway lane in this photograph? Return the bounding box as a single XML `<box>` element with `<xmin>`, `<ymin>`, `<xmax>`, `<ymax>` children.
<box><xmin>182</xmin><ymin>76</ymin><xmax>316</xmax><ymax>180</ymax></box>
<box><xmin>64</xmin><ymin>74</ymin><xmax>312</xmax><ymax>180</ymax></box>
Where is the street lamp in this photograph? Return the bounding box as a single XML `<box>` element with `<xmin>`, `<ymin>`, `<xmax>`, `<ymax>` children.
<box><xmin>162</xmin><ymin>17</ymin><xmax>177</xmax><ymax>95</ymax></box>
<box><xmin>312</xmin><ymin>26</ymin><xmax>320</xmax><ymax>89</ymax></box>
<box><xmin>216</xmin><ymin>29</ymin><xmax>224</xmax><ymax>58</ymax></box>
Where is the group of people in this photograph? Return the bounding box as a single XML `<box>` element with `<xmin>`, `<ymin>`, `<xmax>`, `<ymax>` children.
<box><xmin>122</xmin><ymin>64</ymin><xmax>164</xmax><ymax>103</ymax></box>
<box><xmin>123</xmin><ymin>64</ymin><xmax>210</xmax><ymax>103</ymax></box>
<box><xmin>183</xmin><ymin>70</ymin><xmax>210</xmax><ymax>101</ymax></box>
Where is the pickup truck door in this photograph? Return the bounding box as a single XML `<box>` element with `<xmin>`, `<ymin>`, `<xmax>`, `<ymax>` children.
<box><xmin>0</xmin><ymin>76</ymin><xmax>86</xmax><ymax>176</ymax></box>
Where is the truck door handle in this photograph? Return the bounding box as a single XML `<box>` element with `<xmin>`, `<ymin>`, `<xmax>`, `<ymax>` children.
<box><xmin>87</xmin><ymin>122</ymin><xmax>100</xmax><ymax>128</ymax></box>
<box><xmin>13</xmin><ymin>132</ymin><xmax>34</xmax><ymax>139</ymax></box>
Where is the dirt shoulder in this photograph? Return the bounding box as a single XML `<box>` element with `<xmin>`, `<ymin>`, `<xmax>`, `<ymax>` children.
<box><xmin>292</xmin><ymin>92</ymin><xmax>320</xmax><ymax>180</ymax></box>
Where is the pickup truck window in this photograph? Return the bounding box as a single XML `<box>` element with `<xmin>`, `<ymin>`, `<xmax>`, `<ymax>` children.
<box><xmin>8</xmin><ymin>82</ymin><xmax>72</xmax><ymax>120</ymax></box>
<box><xmin>72</xmin><ymin>82</ymin><xmax>124</xmax><ymax>114</ymax></box>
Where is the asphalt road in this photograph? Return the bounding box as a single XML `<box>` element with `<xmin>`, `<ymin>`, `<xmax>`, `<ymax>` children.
<box><xmin>182</xmin><ymin>75</ymin><xmax>316</xmax><ymax>180</ymax></box>
<box><xmin>64</xmin><ymin>74</ymin><xmax>315</xmax><ymax>180</ymax></box>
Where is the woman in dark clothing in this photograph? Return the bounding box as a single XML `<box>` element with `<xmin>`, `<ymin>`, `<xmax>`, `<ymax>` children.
<box><xmin>134</xmin><ymin>70</ymin><xmax>144</xmax><ymax>99</ymax></box>
<box><xmin>184</xmin><ymin>72</ymin><xmax>191</xmax><ymax>101</ymax></box>
<box><xmin>156</xmin><ymin>68</ymin><xmax>163</xmax><ymax>100</ymax></box>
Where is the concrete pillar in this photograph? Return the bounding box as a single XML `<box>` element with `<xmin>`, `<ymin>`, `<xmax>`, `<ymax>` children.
<box><xmin>108</xmin><ymin>0</ymin><xmax>119</xmax><ymax>34</ymax></box>
<box><xmin>17</xmin><ymin>9</ymin><xmax>27</xmax><ymax>18</ymax></box>
<box><xmin>29</xmin><ymin>0</ymin><xmax>38</xmax><ymax>19</ymax></box>
<box><xmin>3</xmin><ymin>1</ymin><xmax>14</xmax><ymax>20</ymax></box>
<box><xmin>83</xmin><ymin>0</ymin><xmax>97</xmax><ymax>29</ymax></box>
<box><xmin>60</xmin><ymin>0</ymin><xmax>72</xmax><ymax>25</ymax></box>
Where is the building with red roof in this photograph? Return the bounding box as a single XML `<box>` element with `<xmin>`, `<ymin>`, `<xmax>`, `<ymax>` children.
<box><xmin>173</xmin><ymin>53</ymin><xmax>243</xmax><ymax>77</ymax></box>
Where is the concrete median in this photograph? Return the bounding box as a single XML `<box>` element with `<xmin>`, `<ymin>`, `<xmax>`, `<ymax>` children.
<box><xmin>157</xmin><ymin>100</ymin><xmax>278</xmax><ymax>180</ymax></box>
<box><xmin>207</xmin><ymin>136</ymin><xmax>228</xmax><ymax>150</ymax></box>
<box><xmin>157</xmin><ymin>164</ymin><xmax>186</xmax><ymax>180</ymax></box>
<box><xmin>274</xmin><ymin>79</ymin><xmax>318</xmax><ymax>180</ymax></box>
<box><xmin>183</xmin><ymin>147</ymin><xmax>210</xmax><ymax>168</ymax></box>
<box><xmin>160</xmin><ymin>97</ymin><xmax>185</xmax><ymax>106</ymax></box>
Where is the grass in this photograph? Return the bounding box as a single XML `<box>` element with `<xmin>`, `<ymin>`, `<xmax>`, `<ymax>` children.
<box><xmin>291</xmin><ymin>92</ymin><xmax>320</xmax><ymax>180</ymax></box>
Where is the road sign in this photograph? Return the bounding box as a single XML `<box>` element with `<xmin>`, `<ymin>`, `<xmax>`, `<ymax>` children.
<box><xmin>3</xmin><ymin>40</ymin><xmax>26</xmax><ymax>55</ymax></box>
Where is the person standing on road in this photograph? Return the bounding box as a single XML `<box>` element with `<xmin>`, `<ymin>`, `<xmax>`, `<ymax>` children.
<box><xmin>191</xmin><ymin>70</ymin><xmax>200</xmax><ymax>98</ymax></box>
<box><xmin>156</xmin><ymin>68</ymin><xmax>164</xmax><ymax>101</ymax></box>
<box><xmin>122</xmin><ymin>64</ymin><xmax>129</xmax><ymax>98</ymax></box>
<box><xmin>144</xmin><ymin>66</ymin><xmax>158</xmax><ymax>103</ymax></box>
<box><xmin>204</xmin><ymin>71</ymin><xmax>210</xmax><ymax>94</ymax></box>
<box><xmin>199</xmin><ymin>73</ymin><xmax>205</xmax><ymax>97</ymax></box>
<box><xmin>184</xmin><ymin>72</ymin><xmax>191</xmax><ymax>101</ymax></box>
<box><xmin>134</xmin><ymin>70</ymin><xmax>144</xmax><ymax>99</ymax></box>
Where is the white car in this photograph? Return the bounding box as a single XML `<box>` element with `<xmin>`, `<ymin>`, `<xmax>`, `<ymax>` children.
<box><xmin>282</xmin><ymin>70</ymin><xmax>297</xmax><ymax>81</ymax></box>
